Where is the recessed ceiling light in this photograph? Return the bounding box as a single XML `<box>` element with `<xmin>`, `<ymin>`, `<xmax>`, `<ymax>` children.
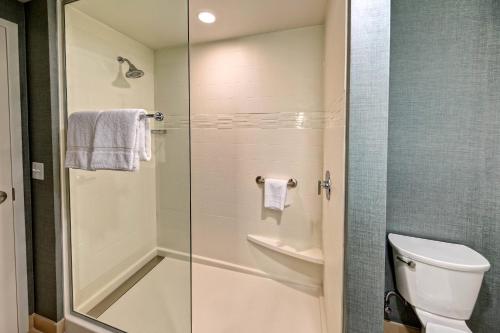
<box><xmin>198</xmin><ymin>11</ymin><xmax>216</xmax><ymax>24</ymax></box>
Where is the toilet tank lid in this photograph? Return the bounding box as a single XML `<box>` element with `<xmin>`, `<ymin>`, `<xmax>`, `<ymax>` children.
<box><xmin>388</xmin><ymin>234</ymin><xmax>490</xmax><ymax>272</ymax></box>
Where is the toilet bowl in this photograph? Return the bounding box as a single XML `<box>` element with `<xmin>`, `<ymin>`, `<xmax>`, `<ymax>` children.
<box><xmin>414</xmin><ymin>308</ymin><xmax>471</xmax><ymax>333</ymax></box>
<box><xmin>388</xmin><ymin>234</ymin><xmax>490</xmax><ymax>333</ymax></box>
<box><xmin>426</xmin><ymin>322</ymin><xmax>470</xmax><ymax>333</ymax></box>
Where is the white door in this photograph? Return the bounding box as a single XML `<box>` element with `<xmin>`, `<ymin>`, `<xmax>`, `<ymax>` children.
<box><xmin>0</xmin><ymin>25</ymin><xmax>20</xmax><ymax>333</ymax></box>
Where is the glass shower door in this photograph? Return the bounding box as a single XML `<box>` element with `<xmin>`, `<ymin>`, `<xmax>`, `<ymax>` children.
<box><xmin>187</xmin><ymin>1</ymin><xmax>341</xmax><ymax>332</ymax></box>
<box><xmin>62</xmin><ymin>1</ymin><xmax>191</xmax><ymax>332</ymax></box>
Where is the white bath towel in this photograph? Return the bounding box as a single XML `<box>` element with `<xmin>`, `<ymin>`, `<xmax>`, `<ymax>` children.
<box><xmin>65</xmin><ymin>111</ymin><xmax>101</xmax><ymax>171</ymax></box>
<box><xmin>264</xmin><ymin>178</ymin><xmax>288</xmax><ymax>211</ymax></box>
<box><xmin>137</xmin><ymin>113</ymin><xmax>152</xmax><ymax>162</ymax></box>
<box><xmin>90</xmin><ymin>109</ymin><xmax>150</xmax><ymax>171</ymax></box>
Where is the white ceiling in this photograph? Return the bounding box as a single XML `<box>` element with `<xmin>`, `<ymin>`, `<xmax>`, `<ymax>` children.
<box><xmin>189</xmin><ymin>0</ymin><xmax>327</xmax><ymax>45</ymax></box>
<box><xmin>71</xmin><ymin>0</ymin><xmax>188</xmax><ymax>49</ymax></box>
<box><xmin>69</xmin><ymin>0</ymin><xmax>327</xmax><ymax>50</ymax></box>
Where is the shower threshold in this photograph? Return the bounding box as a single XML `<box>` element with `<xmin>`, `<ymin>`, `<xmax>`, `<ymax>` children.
<box><xmin>86</xmin><ymin>256</ymin><xmax>165</xmax><ymax>318</ymax></box>
<box><xmin>90</xmin><ymin>256</ymin><xmax>322</xmax><ymax>333</ymax></box>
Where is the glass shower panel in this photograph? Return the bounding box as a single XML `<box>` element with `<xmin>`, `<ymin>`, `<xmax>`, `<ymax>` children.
<box><xmin>63</xmin><ymin>1</ymin><xmax>190</xmax><ymax>332</ymax></box>
<box><xmin>189</xmin><ymin>1</ymin><xmax>330</xmax><ymax>332</ymax></box>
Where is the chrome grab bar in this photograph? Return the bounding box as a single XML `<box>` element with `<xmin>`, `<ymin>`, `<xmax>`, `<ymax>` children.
<box><xmin>397</xmin><ymin>255</ymin><xmax>416</xmax><ymax>268</ymax></box>
<box><xmin>255</xmin><ymin>176</ymin><xmax>298</xmax><ymax>188</ymax></box>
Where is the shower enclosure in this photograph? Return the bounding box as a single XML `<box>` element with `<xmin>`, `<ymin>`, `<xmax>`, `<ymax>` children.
<box><xmin>61</xmin><ymin>0</ymin><xmax>346</xmax><ymax>332</ymax></box>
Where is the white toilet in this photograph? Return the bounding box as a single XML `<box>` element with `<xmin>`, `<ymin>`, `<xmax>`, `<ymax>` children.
<box><xmin>388</xmin><ymin>233</ymin><xmax>490</xmax><ymax>333</ymax></box>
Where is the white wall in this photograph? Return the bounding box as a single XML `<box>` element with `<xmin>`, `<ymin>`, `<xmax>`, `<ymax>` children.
<box><xmin>65</xmin><ymin>7</ymin><xmax>157</xmax><ymax>310</ymax></box>
<box><xmin>322</xmin><ymin>0</ymin><xmax>347</xmax><ymax>332</ymax></box>
<box><xmin>188</xmin><ymin>26</ymin><xmax>325</xmax><ymax>286</ymax></box>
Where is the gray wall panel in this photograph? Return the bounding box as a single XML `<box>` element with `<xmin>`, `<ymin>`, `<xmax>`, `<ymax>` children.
<box><xmin>344</xmin><ymin>1</ymin><xmax>391</xmax><ymax>332</ymax></box>
<box><xmin>387</xmin><ymin>1</ymin><xmax>500</xmax><ymax>332</ymax></box>
<box><xmin>26</xmin><ymin>0</ymin><xmax>63</xmax><ymax>322</ymax></box>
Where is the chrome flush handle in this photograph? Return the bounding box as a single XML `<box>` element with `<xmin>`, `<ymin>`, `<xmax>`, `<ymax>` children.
<box><xmin>0</xmin><ymin>191</ymin><xmax>7</xmax><ymax>205</ymax></box>
<box><xmin>397</xmin><ymin>255</ymin><xmax>416</xmax><ymax>268</ymax></box>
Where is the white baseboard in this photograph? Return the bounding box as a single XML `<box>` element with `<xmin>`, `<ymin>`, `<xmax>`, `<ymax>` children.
<box><xmin>158</xmin><ymin>247</ymin><xmax>322</xmax><ymax>294</ymax></box>
<box><xmin>76</xmin><ymin>248</ymin><xmax>158</xmax><ymax>314</ymax></box>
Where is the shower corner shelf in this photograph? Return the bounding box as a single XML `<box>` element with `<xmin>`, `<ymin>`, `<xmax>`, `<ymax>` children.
<box><xmin>247</xmin><ymin>234</ymin><xmax>324</xmax><ymax>265</ymax></box>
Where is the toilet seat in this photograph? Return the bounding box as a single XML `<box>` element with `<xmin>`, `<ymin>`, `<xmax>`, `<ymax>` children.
<box><xmin>426</xmin><ymin>322</ymin><xmax>471</xmax><ymax>333</ymax></box>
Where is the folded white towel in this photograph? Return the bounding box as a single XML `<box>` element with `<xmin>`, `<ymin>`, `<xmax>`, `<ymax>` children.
<box><xmin>264</xmin><ymin>178</ymin><xmax>288</xmax><ymax>211</ymax></box>
<box><xmin>65</xmin><ymin>111</ymin><xmax>101</xmax><ymax>171</ymax></box>
<box><xmin>90</xmin><ymin>109</ymin><xmax>150</xmax><ymax>171</ymax></box>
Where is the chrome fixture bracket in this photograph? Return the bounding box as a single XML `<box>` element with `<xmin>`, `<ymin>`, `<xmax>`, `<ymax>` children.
<box><xmin>318</xmin><ymin>170</ymin><xmax>332</xmax><ymax>200</ymax></box>
<box><xmin>142</xmin><ymin>112</ymin><xmax>164</xmax><ymax>121</ymax></box>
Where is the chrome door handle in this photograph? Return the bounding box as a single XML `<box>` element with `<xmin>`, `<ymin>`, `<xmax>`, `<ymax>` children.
<box><xmin>318</xmin><ymin>170</ymin><xmax>332</xmax><ymax>200</ymax></box>
<box><xmin>0</xmin><ymin>191</ymin><xmax>7</xmax><ymax>205</ymax></box>
<box><xmin>397</xmin><ymin>255</ymin><xmax>416</xmax><ymax>268</ymax></box>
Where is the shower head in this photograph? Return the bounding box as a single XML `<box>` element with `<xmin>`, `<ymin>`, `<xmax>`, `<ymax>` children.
<box><xmin>117</xmin><ymin>56</ymin><xmax>144</xmax><ymax>79</ymax></box>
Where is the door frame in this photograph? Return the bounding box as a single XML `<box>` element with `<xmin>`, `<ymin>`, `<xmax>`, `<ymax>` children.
<box><xmin>0</xmin><ymin>17</ymin><xmax>29</xmax><ymax>333</ymax></box>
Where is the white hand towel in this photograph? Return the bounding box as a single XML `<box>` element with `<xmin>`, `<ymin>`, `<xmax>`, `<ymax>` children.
<box><xmin>90</xmin><ymin>109</ymin><xmax>149</xmax><ymax>171</ymax></box>
<box><xmin>137</xmin><ymin>114</ymin><xmax>152</xmax><ymax>162</ymax></box>
<box><xmin>65</xmin><ymin>111</ymin><xmax>101</xmax><ymax>171</ymax></box>
<box><xmin>264</xmin><ymin>178</ymin><xmax>288</xmax><ymax>211</ymax></box>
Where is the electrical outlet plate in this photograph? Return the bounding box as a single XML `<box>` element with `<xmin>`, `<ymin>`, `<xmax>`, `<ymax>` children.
<box><xmin>32</xmin><ymin>162</ymin><xmax>44</xmax><ymax>180</ymax></box>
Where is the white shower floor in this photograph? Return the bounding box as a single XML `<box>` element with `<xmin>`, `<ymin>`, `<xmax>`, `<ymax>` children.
<box><xmin>98</xmin><ymin>257</ymin><xmax>323</xmax><ymax>333</ymax></box>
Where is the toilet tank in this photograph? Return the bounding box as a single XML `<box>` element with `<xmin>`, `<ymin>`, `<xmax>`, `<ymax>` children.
<box><xmin>388</xmin><ymin>234</ymin><xmax>490</xmax><ymax>320</ymax></box>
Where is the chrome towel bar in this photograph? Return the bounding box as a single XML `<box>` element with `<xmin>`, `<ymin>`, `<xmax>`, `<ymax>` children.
<box><xmin>255</xmin><ymin>176</ymin><xmax>298</xmax><ymax>188</ymax></box>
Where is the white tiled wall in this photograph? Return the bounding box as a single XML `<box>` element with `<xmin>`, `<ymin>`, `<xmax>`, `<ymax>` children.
<box><xmin>188</xmin><ymin>26</ymin><xmax>326</xmax><ymax>285</ymax></box>
<box><xmin>65</xmin><ymin>7</ymin><xmax>157</xmax><ymax>309</ymax></box>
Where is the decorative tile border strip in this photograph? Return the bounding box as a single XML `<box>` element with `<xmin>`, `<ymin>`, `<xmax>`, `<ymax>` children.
<box><xmin>154</xmin><ymin>95</ymin><xmax>346</xmax><ymax>130</ymax></box>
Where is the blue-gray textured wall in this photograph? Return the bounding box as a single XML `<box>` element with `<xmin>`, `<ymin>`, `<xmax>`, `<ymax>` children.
<box><xmin>387</xmin><ymin>1</ymin><xmax>500</xmax><ymax>332</ymax></box>
<box><xmin>344</xmin><ymin>0</ymin><xmax>390</xmax><ymax>332</ymax></box>
<box><xmin>26</xmin><ymin>0</ymin><xmax>64</xmax><ymax>322</ymax></box>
